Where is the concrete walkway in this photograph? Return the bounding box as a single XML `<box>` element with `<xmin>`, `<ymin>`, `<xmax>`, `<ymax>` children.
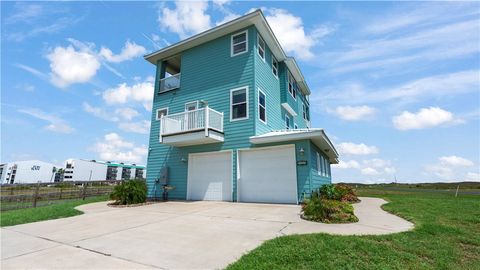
<box><xmin>1</xmin><ymin>197</ymin><xmax>413</xmax><ymax>269</ymax></box>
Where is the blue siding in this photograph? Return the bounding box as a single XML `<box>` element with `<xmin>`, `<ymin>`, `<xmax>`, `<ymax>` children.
<box><xmin>309</xmin><ymin>142</ymin><xmax>332</xmax><ymax>195</ymax></box>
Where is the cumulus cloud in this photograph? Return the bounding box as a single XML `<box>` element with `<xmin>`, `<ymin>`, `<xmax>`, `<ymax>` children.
<box><xmin>18</xmin><ymin>108</ymin><xmax>74</xmax><ymax>134</ymax></box>
<box><xmin>439</xmin><ymin>156</ymin><xmax>474</xmax><ymax>167</ymax></box>
<box><xmin>99</xmin><ymin>40</ymin><xmax>146</xmax><ymax>63</ymax></box>
<box><xmin>465</xmin><ymin>172</ymin><xmax>480</xmax><ymax>182</ymax></box>
<box><xmin>102</xmin><ymin>77</ymin><xmax>154</xmax><ymax>111</ymax></box>
<box><xmin>91</xmin><ymin>133</ymin><xmax>147</xmax><ymax>163</ymax></box>
<box><xmin>393</xmin><ymin>107</ymin><xmax>463</xmax><ymax>130</ymax></box>
<box><xmin>47</xmin><ymin>44</ymin><xmax>100</xmax><ymax>88</ymax></box>
<box><xmin>337</xmin><ymin>142</ymin><xmax>379</xmax><ymax>155</ymax></box>
<box><xmin>425</xmin><ymin>155</ymin><xmax>475</xmax><ymax>181</ymax></box>
<box><xmin>118</xmin><ymin>120</ymin><xmax>151</xmax><ymax>134</ymax></box>
<box><xmin>115</xmin><ymin>108</ymin><xmax>140</xmax><ymax>121</ymax></box>
<box><xmin>158</xmin><ymin>1</ymin><xmax>211</xmax><ymax>39</ymax></box>
<box><xmin>361</xmin><ymin>167</ymin><xmax>381</xmax><ymax>176</ymax></box>
<box><xmin>83</xmin><ymin>102</ymin><xmax>119</xmax><ymax>122</ymax></box>
<box><xmin>262</xmin><ymin>8</ymin><xmax>335</xmax><ymax>60</ymax></box>
<box><xmin>333</xmin><ymin>160</ymin><xmax>360</xmax><ymax>169</ymax></box>
<box><xmin>332</xmin><ymin>105</ymin><xmax>376</xmax><ymax>121</ymax></box>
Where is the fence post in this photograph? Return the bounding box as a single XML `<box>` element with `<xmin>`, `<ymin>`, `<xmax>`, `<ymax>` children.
<box><xmin>32</xmin><ymin>182</ymin><xmax>40</xmax><ymax>208</ymax></box>
<box><xmin>82</xmin><ymin>182</ymin><xmax>88</xmax><ymax>200</ymax></box>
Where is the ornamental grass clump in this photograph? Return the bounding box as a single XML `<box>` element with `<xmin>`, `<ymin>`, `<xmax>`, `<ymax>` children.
<box><xmin>110</xmin><ymin>180</ymin><xmax>147</xmax><ymax>205</ymax></box>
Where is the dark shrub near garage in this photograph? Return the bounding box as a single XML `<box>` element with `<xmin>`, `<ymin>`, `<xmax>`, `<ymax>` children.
<box><xmin>319</xmin><ymin>184</ymin><xmax>360</xmax><ymax>202</ymax></box>
<box><xmin>110</xmin><ymin>180</ymin><xmax>147</xmax><ymax>205</ymax></box>
<box><xmin>302</xmin><ymin>196</ymin><xmax>358</xmax><ymax>223</ymax></box>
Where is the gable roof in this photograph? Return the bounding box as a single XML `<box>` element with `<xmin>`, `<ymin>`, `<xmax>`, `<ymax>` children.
<box><xmin>144</xmin><ymin>9</ymin><xmax>311</xmax><ymax>95</ymax></box>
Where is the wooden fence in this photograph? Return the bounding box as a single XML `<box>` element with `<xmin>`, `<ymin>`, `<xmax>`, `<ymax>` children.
<box><xmin>0</xmin><ymin>180</ymin><xmax>124</xmax><ymax>211</ymax></box>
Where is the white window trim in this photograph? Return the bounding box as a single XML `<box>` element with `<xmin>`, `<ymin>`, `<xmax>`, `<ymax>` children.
<box><xmin>287</xmin><ymin>72</ymin><xmax>297</xmax><ymax>100</ymax></box>
<box><xmin>257</xmin><ymin>34</ymin><xmax>265</xmax><ymax>62</ymax></box>
<box><xmin>285</xmin><ymin>114</ymin><xmax>290</xmax><ymax>129</ymax></box>
<box><xmin>156</xmin><ymin>107</ymin><xmax>169</xmax><ymax>120</ymax></box>
<box><xmin>294</xmin><ymin>123</ymin><xmax>298</xmax><ymax>129</ymax></box>
<box><xmin>230</xmin><ymin>86</ymin><xmax>249</xmax><ymax>121</ymax></box>
<box><xmin>258</xmin><ymin>88</ymin><xmax>267</xmax><ymax>124</ymax></box>
<box><xmin>272</xmin><ymin>56</ymin><xmax>278</xmax><ymax>79</ymax></box>
<box><xmin>302</xmin><ymin>103</ymin><xmax>307</xmax><ymax>120</ymax></box>
<box><xmin>185</xmin><ymin>101</ymin><xmax>199</xmax><ymax>111</ymax></box>
<box><xmin>231</xmin><ymin>30</ymin><xmax>248</xmax><ymax>57</ymax></box>
<box><xmin>316</xmin><ymin>152</ymin><xmax>321</xmax><ymax>175</ymax></box>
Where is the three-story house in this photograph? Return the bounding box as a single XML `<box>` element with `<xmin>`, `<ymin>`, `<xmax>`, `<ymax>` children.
<box><xmin>144</xmin><ymin>10</ymin><xmax>338</xmax><ymax>204</ymax></box>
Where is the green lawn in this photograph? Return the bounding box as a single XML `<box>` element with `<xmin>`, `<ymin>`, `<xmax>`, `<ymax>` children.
<box><xmin>0</xmin><ymin>196</ymin><xmax>108</xmax><ymax>227</ymax></box>
<box><xmin>227</xmin><ymin>188</ymin><xmax>480</xmax><ymax>270</ymax></box>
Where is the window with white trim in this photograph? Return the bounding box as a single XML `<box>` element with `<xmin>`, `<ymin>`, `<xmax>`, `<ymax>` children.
<box><xmin>257</xmin><ymin>34</ymin><xmax>265</xmax><ymax>61</ymax></box>
<box><xmin>287</xmin><ymin>72</ymin><xmax>296</xmax><ymax>99</ymax></box>
<box><xmin>231</xmin><ymin>87</ymin><xmax>248</xmax><ymax>120</ymax></box>
<box><xmin>258</xmin><ymin>89</ymin><xmax>266</xmax><ymax>123</ymax></box>
<box><xmin>285</xmin><ymin>114</ymin><xmax>290</xmax><ymax>129</ymax></box>
<box><xmin>316</xmin><ymin>152</ymin><xmax>321</xmax><ymax>175</ymax></box>
<box><xmin>303</xmin><ymin>103</ymin><xmax>307</xmax><ymax>120</ymax></box>
<box><xmin>231</xmin><ymin>31</ymin><xmax>248</xmax><ymax>56</ymax></box>
<box><xmin>156</xmin><ymin>108</ymin><xmax>168</xmax><ymax>120</ymax></box>
<box><xmin>294</xmin><ymin>123</ymin><xmax>298</xmax><ymax>129</ymax></box>
<box><xmin>272</xmin><ymin>56</ymin><xmax>278</xmax><ymax>78</ymax></box>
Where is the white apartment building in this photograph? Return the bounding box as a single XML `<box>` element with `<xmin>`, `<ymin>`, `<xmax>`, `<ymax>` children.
<box><xmin>0</xmin><ymin>160</ymin><xmax>59</xmax><ymax>184</ymax></box>
<box><xmin>63</xmin><ymin>159</ymin><xmax>108</xmax><ymax>181</ymax></box>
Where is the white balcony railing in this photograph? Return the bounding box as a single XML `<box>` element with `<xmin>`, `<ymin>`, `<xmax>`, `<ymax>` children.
<box><xmin>160</xmin><ymin>106</ymin><xmax>224</xmax><ymax>141</ymax></box>
<box><xmin>159</xmin><ymin>73</ymin><xmax>180</xmax><ymax>93</ymax></box>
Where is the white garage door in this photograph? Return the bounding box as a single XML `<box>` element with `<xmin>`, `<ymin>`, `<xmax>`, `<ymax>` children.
<box><xmin>238</xmin><ymin>145</ymin><xmax>297</xmax><ymax>204</ymax></box>
<box><xmin>187</xmin><ymin>151</ymin><xmax>232</xmax><ymax>201</ymax></box>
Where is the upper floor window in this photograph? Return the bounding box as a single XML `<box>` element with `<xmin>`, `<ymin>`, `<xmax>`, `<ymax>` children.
<box><xmin>285</xmin><ymin>114</ymin><xmax>291</xmax><ymax>129</ymax></box>
<box><xmin>316</xmin><ymin>152</ymin><xmax>321</xmax><ymax>175</ymax></box>
<box><xmin>272</xmin><ymin>56</ymin><xmax>278</xmax><ymax>78</ymax></box>
<box><xmin>258</xmin><ymin>89</ymin><xmax>266</xmax><ymax>123</ymax></box>
<box><xmin>288</xmin><ymin>72</ymin><xmax>296</xmax><ymax>99</ymax></box>
<box><xmin>156</xmin><ymin>107</ymin><xmax>169</xmax><ymax>120</ymax></box>
<box><xmin>231</xmin><ymin>87</ymin><xmax>248</xmax><ymax>121</ymax></box>
<box><xmin>257</xmin><ymin>34</ymin><xmax>265</xmax><ymax>61</ymax></box>
<box><xmin>303</xmin><ymin>103</ymin><xmax>310</xmax><ymax>121</ymax></box>
<box><xmin>294</xmin><ymin>123</ymin><xmax>298</xmax><ymax>129</ymax></box>
<box><xmin>231</xmin><ymin>31</ymin><xmax>248</xmax><ymax>56</ymax></box>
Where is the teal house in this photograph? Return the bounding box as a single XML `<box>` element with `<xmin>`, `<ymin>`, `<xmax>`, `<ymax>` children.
<box><xmin>144</xmin><ymin>10</ymin><xmax>338</xmax><ymax>204</ymax></box>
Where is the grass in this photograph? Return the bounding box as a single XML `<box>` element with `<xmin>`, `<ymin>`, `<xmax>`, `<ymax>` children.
<box><xmin>227</xmin><ymin>187</ymin><xmax>480</xmax><ymax>270</ymax></box>
<box><xmin>0</xmin><ymin>196</ymin><xmax>108</xmax><ymax>227</ymax></box>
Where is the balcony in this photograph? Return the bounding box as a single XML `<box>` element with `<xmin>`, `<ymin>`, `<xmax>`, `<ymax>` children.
<box><xmin>159</xmin><ymin>73</ymin><xmax>181</xmax><ymax>93</ymax></box>
<box><xmin>159</xmin><ymin>106</ymin><xmax>224</xmax><ymax>146</ymax></box>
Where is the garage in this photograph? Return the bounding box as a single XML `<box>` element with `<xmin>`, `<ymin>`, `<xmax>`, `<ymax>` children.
<box><xmin>238</xmin><ymin>145</ymin><xmax>298</xmax><ymax>204</ymax></box>
<box><xmin>187</xmin><ymin>151</ymin><xmax>232</xmax><ymax>201</ymax></box>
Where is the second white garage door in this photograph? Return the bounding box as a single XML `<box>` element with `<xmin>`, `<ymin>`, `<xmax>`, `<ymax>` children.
<box><xmin>238</xmin><ymin>145</ymin><xmax>298</xmax><ymax>204</ymax></box>
<box><xmin>187</xmin><ymin>151</ymin><xmax>232</xmax><ymax>201</ymax></box>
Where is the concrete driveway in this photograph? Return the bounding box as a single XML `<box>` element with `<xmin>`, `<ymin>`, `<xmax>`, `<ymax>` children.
<box><xmin>1</xmin><ymin>198</ymin><xmax>413</xmax><ymax>269</ymax></box>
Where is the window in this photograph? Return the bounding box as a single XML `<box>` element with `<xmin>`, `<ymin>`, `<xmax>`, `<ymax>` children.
<box><xmin>185</xmin><ymin>101</ymin><xmax>198</xmax><ymax>111</ymax></box>
<box><xmin>287</xmin><ymin>72</ymin><xmax>296</xmax><ymax>99</ymax></box>
<box><xmin>230</xmin><ymin>87</ymin><xmax>248</xmax><ymax>121</ymax></box>
<box><xmin>156</xmin><ymin>108</ymin><xmax>169</xmax><ymax>120</ymax></box>
<box><xmin>257</xmin><ymin>34</ymin><xmax>265</xmax><ymax>61</ymax></box>
<box><xmin>285</xmin><ymin>114</ymin><xmax>291</xmax><ymax>129</ymax></box>
<box><xmin>316</xmin><ymin>152</ymin><xmax>321</xmax><ymax>175</ymax></box>
<box><xmin>231</xmin><ymin>31</ymin><xmax>248</xmax><ymax>56</ymax></box>
<box><xmin>294</xmin><ymin>123</ymin><xmax>298</xmax><ymax>129</ymax></box>
<box><xmin>272</xmin><ymin>56</ymin><xmax>278</xmax><ymax>78</ymax></box>
<box><xmin>302</xmin><ymin>103</ymin><xmax>307</xmax><ymax>120</ymax></box>
<box><xmin>258</xmin><ymin>89</ymin><xmax>266</xmax><ymax>123</ymax></box>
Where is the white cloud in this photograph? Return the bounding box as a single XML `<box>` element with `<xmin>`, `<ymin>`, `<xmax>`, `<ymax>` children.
<box><xmin>393</xmin><ymin>107</ymin><xmax>463</xmax><ymax>130</ymax></box>
<box><xmin>158</xmin><ymin>1</ymin><xmax>212</xmax><ymax>39</ymax></box>
<box><xmin>439</xmin><ymin>156</ymin><xmax>474</xmax><ymax>167</ymax></box>
<box><xmin>337</xmin><ymin>142</ymin><xmax>379</xmax><ymax>155</ymax></box>
<box><xmin>115</xmin><ymin>108</ymin><xmax>140</xmax><ymax>121</ymax></box>
<box><xmin>91</xmin><ymin>133</ymin><xmax>147</xmax><ymax>163</ymax></box>
<box><xmin>263</xmin><ymin>8</ymin><xmax>335</xmax><ymax>60</ymax></box>
<box><xmin>102</xmin><ymin>77</ymin><xmax>154</xmax><ymax>111</ymax></box>
<box><xmin>465</xmin><ymin>172</ymin><xmax>480</xmax><ymax>182</ymax></box>
<box><xmin>18</xmin><ymin>108</ymin><xmax>74</xmax><ymax>134</ymax></box>
<box><xmin>425</xmin><ymin>155</ymin><xmax>475</xmax><ymax>181</ymax></box>
<box><xmin>47</xmin><ymin>44</ymin><xmax>100</xmax><ymax>88</ymax></box>
<box><xmin>361</xmin><ymin>167</ymin><xmax>381</xmax><ymax>176</ymax></box>
<box><xmin>99</xmin><ymin>40</ymin><xmax>146</xmax><ymax>63</ymax></box>
<box><xmin>334</xmin><ymin>160</ymin><xmax>360</xmax><ymax>169</ymax></box>
<box><xmin>118</xmin><ymin>121</ymin><xmax>151</xmax><ymax>134</ymax></box>
<box><xmin>332</xmin><ymin>105</ymin><xmax>376</xmax><ymax>121</ymax></box>
<box><xmin>82</xmin><ymin>102</ymin><xmax>119</xmax><ymax>122</ymax></box>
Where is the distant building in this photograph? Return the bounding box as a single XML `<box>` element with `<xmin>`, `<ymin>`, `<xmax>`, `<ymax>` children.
<box><xmin>0</xmin><ymin>160</ymin><xmax>58</xmax><ymax>184</ymax></box>
<box><xmin>105</xmin><ymin>162</ymin><xmax>146</xmax><ymax>180</ymax></box>
<box><xmin>63</xmin><ymin>159</ymin><xmax>108</xmax><ymax>181</ymax></box>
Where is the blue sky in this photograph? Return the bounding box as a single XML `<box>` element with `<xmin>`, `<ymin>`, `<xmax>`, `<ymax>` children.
<box><xmin>1</xmin><ymin>1</ymin><xmax>479</xmax><ymax>183</ymax></box>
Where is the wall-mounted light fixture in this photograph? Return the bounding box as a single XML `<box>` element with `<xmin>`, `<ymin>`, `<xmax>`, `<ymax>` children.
<box><xmin>299</xmin><ymin>147</ymin><xmax>305</xmax><ymax>156</ymax></box>
<box><xmin>181</xmin><ymin>157</ymin><xmax>187</xmax><ymax>163</ymax></box>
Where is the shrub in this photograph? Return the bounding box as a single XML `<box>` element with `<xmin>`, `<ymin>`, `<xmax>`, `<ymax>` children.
<box><xmin>302</xmin><ymin>197</ymin><xmax>358</xmax><ymax>223</ymax></box>
<box><xmin>319</xmin><ymin>184</ymin><xmax>341</xmax><ymax>200</ymax></box>
<box><xmin>335</xmin><ymin>184</ymin><xmax>360</xmax><ymax>203</ymax></box>
<box><xmin>110</xmin><ymin>180</ymin><xmax>147</xmax><ymax>205</ymax></box>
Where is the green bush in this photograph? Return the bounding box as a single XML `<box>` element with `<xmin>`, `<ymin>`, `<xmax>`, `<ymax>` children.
<box><xmin>110</xmin><ymin>180</ymin><xmax>147</xmax><ymax>205</ymax></box>
<box><xmin>302</xmin><ymin>197</ymin><xmax>358</xmax><ymax>223</ymax></box>
<box><xmin>319</xmin><ymin>184</ymin><xmax>341</xmax><ymax>200</ymax></box>
<box><xmin>335</xmin><ymin>184</ymin><xmax>360</xmax><ymax>203</ymax></box>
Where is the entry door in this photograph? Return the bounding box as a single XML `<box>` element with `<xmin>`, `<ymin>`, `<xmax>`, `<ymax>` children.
<box><xmin>238</xmin><ymin>145</ymin><xmax>298</xmax><ymax>204</ymax></box>
<box><xmin>187</xmin><ymin>151</ymin><xmax>232</xmax><ymax>201</ymax></box>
